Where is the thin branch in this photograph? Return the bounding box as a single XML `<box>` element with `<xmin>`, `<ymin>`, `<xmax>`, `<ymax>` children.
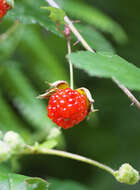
<box><xmin>63</xmin><ymin>25</ymin><xmax>74</xmax><ymax>89</ymax></box>
<box><xmin>64</xmin><ymin>16</ymin><xmax>94</xmax><ymax>52</ymax></box>
<box><xmin>24</xmin><ymin>146</ymin><xmax>115</xmax><ymax>176</ymax></box>
<box><xmin>1</xmin><ymin>130</ymin><xmax>138</xmax><ymax>185</ymax></box>
<box><xmin>113</xmin><ymin>78</ymin><xmax>140</xmax><ymax>109</ymax></box>
<box><xmin>67</xmin><ymin>37</ymin><xmax>74</xmax><ymax>89</ymax></box>
<box><xmin>46</xmin><ymin>0</ymin><xmax>140</xmax><ymax>110</ymax></box>
<box><xmin>0</xmin><ymin>20</ymin><xmax>19</xmax><ymax>42</ymax></box>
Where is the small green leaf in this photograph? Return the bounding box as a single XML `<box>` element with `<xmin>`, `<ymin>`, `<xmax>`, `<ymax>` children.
<box><xmin>0</xmin><ymin>173</ymin><xmax>49</xmax><ymax>190</ymax></box>
<box><xmin>39</xmin><ymin>126</ymin><xmax>65</xmax><ymax>149</ymax></box>
<box><xmin>39</xmin><ymin>139</ymin><xmax>58</xmax><ymax>149</ymax></box>
<box><xmin>41</xmin><ymin>6</ymin><xmax>66</xmax><ymax>24</ymax></box>
<box><xmin>69</xmin><ymin>51</ymin><xmax>140</xmax><ymax>91</ymax></box>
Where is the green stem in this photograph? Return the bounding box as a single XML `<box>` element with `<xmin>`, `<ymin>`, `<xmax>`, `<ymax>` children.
<box><xmin>24</xmin><ymin>146</ymin><xmax>115</xmax><ymax>176</ymax></box>
<box><xmin>67</xmin><ymin>39</ymin><xmax>74</xmax><ymax>89</ymax></box>
<box><xmin>0</xmin><ymin>20</ymin><xmax>19</xmax><ymax>42</ymax></box>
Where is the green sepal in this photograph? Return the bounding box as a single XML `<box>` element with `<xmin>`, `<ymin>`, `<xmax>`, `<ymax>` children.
<box><xmin>41</xmin><ymin>6</ymin><xmax>66</xmax><ymax>24</ymax></box>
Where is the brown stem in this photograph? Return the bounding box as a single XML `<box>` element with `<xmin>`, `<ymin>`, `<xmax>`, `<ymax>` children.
<box><xmin>113</xmin><ymin>78</ymin><xmax>140</xmax><ymax>109</ymax></box>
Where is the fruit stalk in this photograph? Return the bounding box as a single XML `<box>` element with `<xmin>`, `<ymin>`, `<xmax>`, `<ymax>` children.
<box><xmin>67</xmin><ymin>33</ymin><xmax>74</xmax><ymax>90</ymax></box>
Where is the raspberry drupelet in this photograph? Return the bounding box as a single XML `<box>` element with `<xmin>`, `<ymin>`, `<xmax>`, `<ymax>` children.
<box><xmin>47</xmin><ymin>88</ymin><xmax>88</xmax><ymax>129</ymax></box>
<box><xmin>0</xmin><ymin>0</ymin><xmax>11</xmax><ymax>19</ymax></box>
<box><xmin>38</xmin><ymin>80</ymin><xmax>95</xmax><ymax>129</ymax></box>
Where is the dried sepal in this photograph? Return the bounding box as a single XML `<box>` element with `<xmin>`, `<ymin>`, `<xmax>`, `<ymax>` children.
<box><xmin>48</xmin><ymin>80</ymin><xmax>69</xmax><ymax>89</ymax></box>
<box><xmin>37</xmin><ymin>80</ymin><xmax>69</xmax><ymax>99</ymax></box>
<box><xmin>37</xmin><ymin>88</ymin><xmax>57</xmax><ymax>99</ymax></box>
<box><xmin>76</xmin><ymin>87</ymin><xmax>96</xmax><ymax>115</ymax></box>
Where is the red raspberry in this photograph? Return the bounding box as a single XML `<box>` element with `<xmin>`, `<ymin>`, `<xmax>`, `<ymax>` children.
<box><xmin>47</xmin><ymin>88</ymin><xmax>88</xmax><ymax>129</ymax></box>
<box><xmin>0</xmin><ymin>0</ymin><xmax>11</xmax><ymax>19</ymax></box>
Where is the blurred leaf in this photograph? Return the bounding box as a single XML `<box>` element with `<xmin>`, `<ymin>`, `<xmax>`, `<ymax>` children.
<box><xmin>39</xmin><ymin>127</ymin><xmax>65</xmax><ymax>149</ymax></box>
<box><xmin>26</xmin><ymin>178</ymin><xmax>49</xmax><ymax>190</ymax></box>
<box><xmin>4</xmin><ymin>0</ymin><xmax>127</xmax><ymax>45</ymax></box>
<box><xmin>0</xmin><ymin>163</ymin><xmax>11</xmax><ymax>173</ymax></box>
<box><xmin>0</xmin><ymin>23</ymin><xmax>23</xmax><ymax>61</ymax></box>
<box><xmin>48</xmin><ymin>178</ymin><xmax>91</xmax><ymax>190</ymax></box>
<box><xmin>59</xmin><ymin>0</ymin><xmax>127</xmax><ymax>43</ymax></box>
<box><xmin>0</xmin><ymin>172</ymin><xmax>49</xmax><ymax>190</ymax></box>
<box><xmin>69</xmin><ymin>51</ymin><xmax>140</xmax><ymax>91</ymax></box>
<box><xmin>0</xmin><ymin>62</ymin><xmax>58</xmax><ymax>133</ymax></box>
<box><xmin>5</xmin><ymin>0</ymin><xmax>120</xmax><ymax>51</ymax></box>
<box><xmin>0</xmin><ymin>91</ymin><xmax>31</xmax><ymax>142</ymax></box>
<box><xmin>41</xmin><ymin>6</ymin><xmax>66</xmax><ymax>24</ymax></box>
<box><xmin>75</xmin><ymin>24</ymin><xmax>115</xmax><ymax>53</ymax></box>
<box><xmin>21</xmin><ymin>27</ymin><xmax>68</xmax><ymax>83</ymax></box>
<box><xmin>5</xmin><ymin>0</ymin><xmax>62</xmax><ymax>37</ymax></box>
<box><xmin>6</xmin><ymin>0</ymin><xmax>125</xmax><ymax>45</ymax></box>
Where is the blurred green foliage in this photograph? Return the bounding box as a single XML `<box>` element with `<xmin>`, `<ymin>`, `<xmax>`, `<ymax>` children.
<box><xmin>0</xmin><ymin>0</ymin><xmax>140</xmax><ymax>189</ymax></box>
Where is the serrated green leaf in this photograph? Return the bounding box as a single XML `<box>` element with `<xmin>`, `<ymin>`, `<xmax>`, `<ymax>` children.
<box><xmin>0</xmin><ymin>173</ymin><xmax>49</xmax><ymax>190</ymax></box>
<box><xmin>60</xmin><ymin>0</ymin><xmax>127</xmax><ymax>43</ymax></box>
<box><xmin>41</xmin><ymin>6</ymin><xmax>66</xmax><ymax>24</ymax></box>
<box><xmin>69</xmin><ymin>51</ymin><xmax>140</xmax><ymax>91</ymax></box>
